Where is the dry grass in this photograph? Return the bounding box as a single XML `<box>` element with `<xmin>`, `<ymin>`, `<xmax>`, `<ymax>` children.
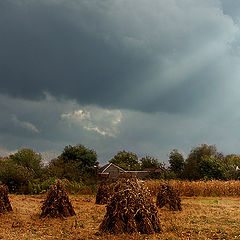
<box><xmin>146</xmin><ymin>180</ymin><xmax>240</xmax><ymax>197</ymax></box>
<box><xmin>0</xmin><ymin>194</ymin><xmax>240</xmax><ymax>239</ymax></box>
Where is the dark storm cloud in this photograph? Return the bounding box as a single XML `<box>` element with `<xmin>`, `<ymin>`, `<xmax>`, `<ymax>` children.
<box><xmin>220</xmin><ymin>0</ymin><xmax>240</xmax><ymax>21</ymax></box>
<box><xmin>0</xmin><ymin>0</ymin><xmax>152</xmax><ymax>107</ymax></box>
<box><xmin>0</xmin><ymin>93</ymin><xmax>123</xmax><ymax>160</ymax></box>
<box><xmin>0</xmin><ymin>93</ymin><xmax>80</xmax><ymax>148</ymax></box>
<box><xmin>1</xmin><ymin>90</ymin><xmax>240</xmax><ymax>163</ymax></box>
<box><xmin>1</xmin><ymin>0</ymin><xmax>240</xmax><ymax>163</ymax></box>
<box><xmin>0</xmin><ymin>0</ymin><xmax>238</xmax><ymax>113</ymax></box>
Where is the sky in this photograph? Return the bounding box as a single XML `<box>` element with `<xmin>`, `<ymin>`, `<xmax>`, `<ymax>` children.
<box><xmin>1</xmin><ymin>0</ymin><xmax>240</xmax><ymax>164</ymax></box>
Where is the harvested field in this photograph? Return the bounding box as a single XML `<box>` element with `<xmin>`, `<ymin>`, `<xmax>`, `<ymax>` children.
<box><xmin>0</xmin><ymin>194</ymin><xmax>240</xmax><ymax>239</ymax></box>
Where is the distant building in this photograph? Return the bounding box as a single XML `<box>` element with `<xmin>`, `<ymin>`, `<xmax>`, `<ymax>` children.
<box><xmin>98</xmin><ymin>163</ymin><xmax>125</xmax><ymax>179</ymax></box>
<box><xmin>98</xmin><ymin>163</ymin><xmax>155</xmax><ymax>179</ymax></box>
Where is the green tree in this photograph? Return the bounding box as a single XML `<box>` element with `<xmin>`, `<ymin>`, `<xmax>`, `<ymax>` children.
<box><xmin>61</xmin><ymin>144</ymin><xmax>97</xmax><ymax>166</ymax></box>
<box><xmin>183</xmin><ymin>144</ymin><xmax>219</xmax><ymax>180</ymax></box>
<box><xmin>0</xmin><ymin>158</ymin><xmax>34</xmax><ymax>192</ymax></box>
<box><xmin>198</xmin><ymin>156</ymin><xmax>225</xmax><ymax>180</ymax></box>
<box><xmin>59</xmin><ymin>144</ymin><xmax>99</xmax><ymax>183</ymax></box>
<box><xmin>221</xmin><ymin>154</ymin><xmax>240</xmax><ymax>180</ymax></box>
<box><xmin>168</xmin><ymin>149</ymin><xmax>185</xmax><ymax>178</ymax></box>
<box><xmin>140</xmin><ymin>156</ymin><xmax>160</xmax><ymax>170</ymax></box>
<box><xmin>47</xmin><ymin>158</ymin><xmax>82</xmax><ymax>182</ymax></box>
<box><xmin>9</xmin><ymin>148</ymin><xmax>43</xmax><ymax>178</ymax></box>
<box><xmin>110</xmin><ymin>150</ymin><xmax>140</xmax><ymax>170</ymax></box>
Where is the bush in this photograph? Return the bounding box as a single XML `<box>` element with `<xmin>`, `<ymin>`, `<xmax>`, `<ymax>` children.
<box><xmin>27</xmin><ymin>178</ymin><xmax>57</xmax><ymax>194</ymax></box>
<box><xmin>0</xmin><ymin>159</ymin><xmax>34</xmax><ymax>192</ymax></box>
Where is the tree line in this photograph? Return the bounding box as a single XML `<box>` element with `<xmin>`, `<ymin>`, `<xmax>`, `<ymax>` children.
<box><xmin>0</xmin><ymin>144</ymin><xmax>98</xmax><ymax>193</ymax></box>
<box><xmin>0</xmin><ymin>143</ymin><xmax>239</xmax><ymax>194</ymax></box>
<box><xmin>169</xmin><ymin>144</ymin><xmax>240</xmax><ymax>180</ymax></box>
<box><xmin>109</xmin><ymin>144</ymin><xmax>240</xmax><ymax>180</ymax></box>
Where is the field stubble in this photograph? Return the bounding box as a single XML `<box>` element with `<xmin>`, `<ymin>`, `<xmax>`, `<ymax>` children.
<box><xmin>0</xmin><ymin>193</ymin><xmax>240</xmax><ymax>240</ymax></box>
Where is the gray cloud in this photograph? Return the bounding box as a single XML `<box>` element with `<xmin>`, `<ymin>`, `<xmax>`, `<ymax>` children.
<box><xmin>0</xmin><ymin>0</ymin><xmax>239</xmax><ymax>114</ymax></box>
<box><xmin>220</xmin><ymin>0</ymin><xmax>240</xmax><ymax>21</ymax></box>
<box><xmin>11</xmin><ymin>114</ymin><xmax>39</xmax><ymax>133</ymax></box>
<box><xmin>1</xmin><ymin>1</ymin><xmax>240</xmax><ymax>163</ymax></box>
<box><xmin>0</xmin><ymin>93</ymin><xmax>124</xmax><ymax>161</ymax></box>
<box><xmin>61</xmin><ymin>107</ymin><xmax>122</xmax><ymax>137</ymax></box>
<box><xmin>1</xmin><ymin>92</ymin><xmax>240</xmax><ymax>164</ymax></box>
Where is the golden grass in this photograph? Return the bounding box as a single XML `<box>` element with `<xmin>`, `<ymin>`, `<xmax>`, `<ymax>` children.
<box><xmin>146</xmin><ymin>180</ymin><xmax>240</xmax><ymax>197</ymax></box>
<box><xmin>0</xmin><ymin>194</ymin><xmax>240</xmax><ymax>239</ymax></box>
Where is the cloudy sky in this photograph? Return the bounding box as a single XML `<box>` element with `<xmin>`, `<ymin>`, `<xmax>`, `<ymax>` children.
<box><xmin>1</xmin><ymin>0</ymin><xmax>240</xmax><ymax>164</ymax></box>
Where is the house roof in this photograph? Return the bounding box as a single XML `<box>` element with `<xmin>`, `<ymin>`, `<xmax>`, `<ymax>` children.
<box><xmin>99</xmin><ymin>163</ymin><xmax>158</xmax><ymax>175</ymax></box>
<box><xmin>99</xmin><ymin>163</ymin><xmax>126</xmax><ymax>173</ymax></box>
<box><xmin>99</xmin><ymin>163</ymin><xmax>110</xmax><ymax>173</ymax></box>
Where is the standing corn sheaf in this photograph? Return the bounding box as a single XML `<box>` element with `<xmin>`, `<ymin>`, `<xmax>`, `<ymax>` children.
<box><xmin>0</xmin><ymin>185</ymin><xmax>12</xmax><ymax>214</ymax></box>
<box><xmin>156</xmin><ymin>183</ymin><xmax>182</xmax><ymax>211</ymax></box>
<box><xmin>40</xmin><ymin>180</ymin><xmax>75</xmax><ymax>218</ymax></box>
<box><xmin>95</xmin><ymin>180</ymin><xmax>115</xmax><ymax>205</ymax></box>
<box><xmin>99</xmin><ymin>178</ymin><xmax>161</xmax><ymax>234</ymax></box>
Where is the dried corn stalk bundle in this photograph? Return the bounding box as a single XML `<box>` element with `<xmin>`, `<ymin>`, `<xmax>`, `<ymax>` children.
<box><xmin>156</xmin><ymin>183</ymin><xmax>182</xmax><ymax>211</ymax></box>
<box><xmin>100</xmin><ymin>178</ymin><xmax>161</xmax><ymax>234</ymax></box>
<box><xmin>95</xmin><ymin>180</ymin><xmax>115</xmax><ymax>205</ymax></box>
<box><xmin>0</xmin><ymin>185</ymin><xmax>12</xmax><ymax>213</ymax></box>
<box><xmin>40</xmin><ymin>180</ymin><xmax>75</xmax><ymax>218</ymax></box>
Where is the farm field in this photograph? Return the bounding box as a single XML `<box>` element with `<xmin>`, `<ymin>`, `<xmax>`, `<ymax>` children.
<box><xmin>0</xmin><ymin>194</ymin><xmax>240</xmax><ymax>240</ymax></box>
